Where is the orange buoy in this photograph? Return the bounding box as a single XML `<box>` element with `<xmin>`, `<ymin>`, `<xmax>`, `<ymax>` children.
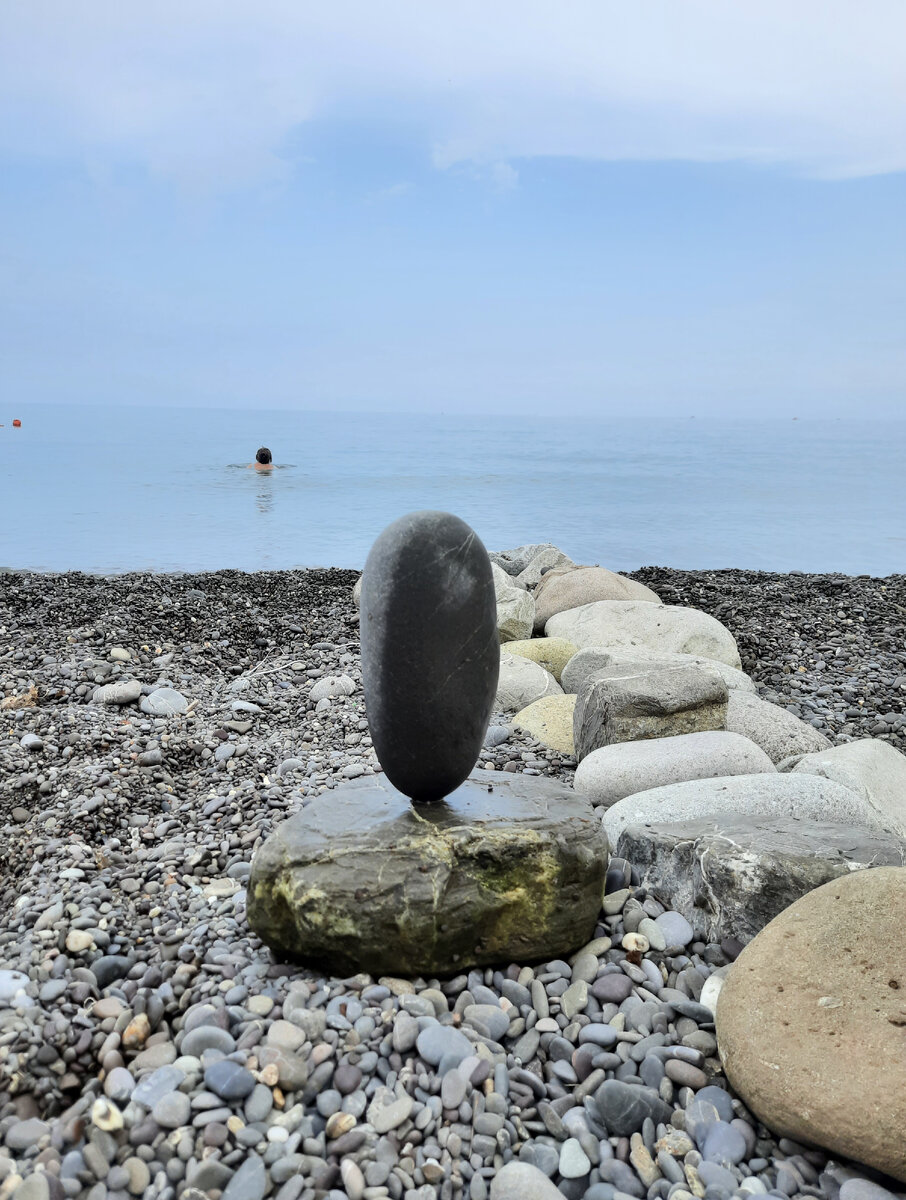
<box><xmin>12</xmin><ymin>419</ymin><xmax>21</xmax><ymax>427</ymax></box>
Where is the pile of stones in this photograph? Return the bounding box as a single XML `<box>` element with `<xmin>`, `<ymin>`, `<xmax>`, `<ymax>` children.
<box><xmin>1</xmin><ymin>518</ymin><xmax>904</xmax><ymax>1200</ymax></box>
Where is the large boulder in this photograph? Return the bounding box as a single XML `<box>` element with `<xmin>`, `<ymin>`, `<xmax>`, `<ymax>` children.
<box><xmin>502</xmin><ymin>637</ymin><xmax>578</xmax><ymax>683</ymax></box>
<box><xmin>534</xmin><ymin>567</ymin><xmax>661</xmax><ymax>632</ymax></box>
<box><xmin>573</xmin><ymin>664</ymin><xmax>728</xmax><ymax>762</ymax></box>
<box><xmin>513</xmin><ymin>694</ymin><xmax>577</xmax><ymax>755</ymax></box>
<box><xmin>779</xmin><ymin>738</ymin><xmax>906</xmax><ymax>836</ymax></box>
<box><xmin>726</xmin><ymin>691</ymin><xmax>831</xmax><ymax>764</ymax></box>
<box><xmin>490</xmin><ymin>543</ymin><xmax>562</xmax><ymax>577</ymax></box>
<box><xmin>602</xmin><ymin>772</ymin><xmax>893</xmax><ymax>848</ymax></box>
<box><xmin>496</xmin><ymin>652</ymin><xmax>562</xmax><ymax>713</ymax></box>
<box><xmin>617</xmin><ymin>815</ymin><xmax>906</xmax><ymax>945</ymax></box>
<box><xmin>561</xmin><ymin>646</ymin><xmax>756</xmax><ymax>696</ymax></box>
<box><xmin>546</xmin><ymin>601</ymin><xmax>741</xmax><ymax>669</ymax></box>
<box><xmin>515</xmin><ymin>547</ymin><xmax>576</xmax><ymax>589</ymax></box>
<box><xmin>492</xmin><ymin>563</ymin><xmax>535</xmax><ymax>643</ymax></box>
<box><xmin>575</xmin><ymin>730</ymin><xmax>774</xmax><ymax>809</ymax></box>
<box><xmin>360</xmin><ymin>511</ymin><xmax>499</xmax><ymax>801</ymax></box>
<box><xmin>247</xmin><ymin>771</ymin><xmax>608</xmax><ymax>976</ymax></box>
<box><xmin>717</xmin><ymin>867</ymin><xmax>906</xmax><ymax>1181</ymax></box>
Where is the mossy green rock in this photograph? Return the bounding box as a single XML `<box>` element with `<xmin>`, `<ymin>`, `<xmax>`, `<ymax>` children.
<box><xmin>248</xmin><ymin>770</ymin><xmax>608</xmax><ymax>975</ymax></box>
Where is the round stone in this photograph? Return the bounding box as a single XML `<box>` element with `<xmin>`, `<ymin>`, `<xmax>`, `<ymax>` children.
<box><xmin>656</xmin><ymin>910</ymin><xmax>694</xmax><ymax>946</ymax></box>
<box><xmin>359</xmin><ymin>511</ymin><xmax>499</xmax><ymax>801</ymax></box>
<box><xmin>152</xmin><ymin>1090</ymin><xmax>191</xmax><ymax>1129</ymax></box>
<box><xmin>204</xmin><ymin>1059</ymin><xmax>256</xmax><ymax>1101</ymax></box>
<box><xmin>717</xmin><ymin>867</ymin><xmax>906</xmax><ymax>1182</ymax></box>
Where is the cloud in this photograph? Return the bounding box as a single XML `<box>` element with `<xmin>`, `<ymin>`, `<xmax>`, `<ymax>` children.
<box><xmin>1</xmin><ymin>0</ymin><xmax>904</xmax><ymax>187</ymax></box>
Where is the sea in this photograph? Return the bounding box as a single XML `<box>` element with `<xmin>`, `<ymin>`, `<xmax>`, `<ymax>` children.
<box><xmin>1</xmin><ymin>404</ymin><xmax>904</xmax><ymax>577</ymax></box>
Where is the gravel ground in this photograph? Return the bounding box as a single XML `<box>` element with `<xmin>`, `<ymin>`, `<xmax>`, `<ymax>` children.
<box><xmin>1</xmin><ymin>567</ymin><xmax>904</xmax><ymax>1200</ymax></box>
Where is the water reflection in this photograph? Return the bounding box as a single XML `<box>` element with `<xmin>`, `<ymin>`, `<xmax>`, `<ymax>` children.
<box><xmin>255</xmin><ymin>472</ymin><xmax>275</xmax><ymax>514</ymax></box>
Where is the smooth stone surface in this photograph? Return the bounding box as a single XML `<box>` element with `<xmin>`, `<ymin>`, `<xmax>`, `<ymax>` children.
<box><xmin>779</xmin><ymin>738</ymin><xmax>906</xmax><ymax>836</ymax></box>
<box><xmin>575</xmin><ymin>731</ymin><xmax>774</xmax><ymax>809</ymax></box>
<box><xmin>546</xmin><ymin>600</ymin><xmax>741</xmax><ymax>669</ymax></box>
<box><xmin>491</xmin><ymin>1161</ymin><xmax>567</xmax><ymax>1200</ymax></box>
<box><xmin>725</xmin><ymin>690</ymin><xmax>831</xmax><ymax>763</ymax></box>
<box><xmin>502</xmin><ymin>637</ymin><xmax>579</xmax><ymax>683</ymax></box>
<box><xmin>617</xmin><ymin>815</ymin><xmax>906</xmax><ymax>944</ymax></box>
<box><xmin>573</xmin><ymin>665</ymin><xmax>729</xmax><ymax>761</ymax></box>
<box><xmin>496</xmin><ymin>651</ymin><xmax>563</xmax><ymax>712</ymax></box>
<box><xmin>514</xmin><ymin>546</ymin><xmax>576</xmax><ymax>589</ymax></box>
<box><xmin>492</xmin><ymin>562</ymin><xmax>535</xmax><ymax>643</ymax></box>
<box><xmin>603</xmin><ymin>771</ymin><xmax>894</xmax><ymax>848</ymax></box>
<box><xmin>717</xmin><ymin>867</ymin><xmax>906</xmax><ymax>1182</ymax></box>
<box><xmin>139</xmin><ymin>687</ymin><xmax>189</xmax><ymax>716</ymax></box>
<box><xmin>512</xmin><ymin>694</ymin><xmax>577</xmax><ymax>754</ymax></box>
<box><xmin>360</xmin><ymin>511</ymin><xmax>499</xmax><ymax>800</ymax></box>
<box><xmin>562</xmin><ymin>646</ymin><xmax>756</xmax><ymax>697</ymax></box>
<box><xmin>415</xmin><ymin>1023</ymin><xmax>473</xmax><ymax>1068</ymax></box>
<box><xmin>533</xmin><ymin>567</ymin><xmax>662</xmax><ymax>632</ymax></box>
<box><xmin>594</xmin><ymin>1079</ymin><xmax>672</xmax><ymax>1135</ymax></box>
<box><xmin>248</xmin><ymin>769</ymin><xmax>608</xmax><ymax>974</ymax></box>
<box><xmin>490</xmin><ymin>543</ymin><xmax>563</xmax><ymax>578</ymax></box>
<box><xmin>93</xmin><ymin>679</ymin><xmax>142</xmax><ymax>705</ymax></box>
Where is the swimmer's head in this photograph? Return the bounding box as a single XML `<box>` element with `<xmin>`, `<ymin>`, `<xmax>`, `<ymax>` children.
<box><xmin>256</xmin><ymin>447</ymin><xmax>272</xmax><ymax>464</ymax></box>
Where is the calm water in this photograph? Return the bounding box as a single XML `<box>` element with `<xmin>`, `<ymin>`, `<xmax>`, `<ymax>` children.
<box><xmin>1</xmin><ymin>405</ymin><xmax>904</xmax><ymax>576</ymax></box>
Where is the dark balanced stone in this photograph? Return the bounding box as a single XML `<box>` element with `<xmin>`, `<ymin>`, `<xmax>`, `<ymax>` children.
<box><xmin>360</xmin><ymin>511</ymin><xmax>499</xmax><ymax>801</ymax></box>
<box><xmin>247</xmin><ymin>770</ymin><xmax>608</xmax><ymax>975</ymax></box>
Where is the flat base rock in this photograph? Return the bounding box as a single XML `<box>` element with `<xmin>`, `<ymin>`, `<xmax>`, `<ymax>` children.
<box><xmin>617</xmin><ymin>816</ymin><xmax>906</xmax><ymax>945</ymax></box>
<box><xmin>248</xmin><ymin>770</ymin><xmax>608</xmax><ymax>975</ymax></box>
<box><xmin>717</xmin><ymin>867</ymin><xmax>906</xmax><ymax>1182</ymax></box>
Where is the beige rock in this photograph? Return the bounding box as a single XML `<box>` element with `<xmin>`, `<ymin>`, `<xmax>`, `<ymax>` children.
<box><xmin>717</xmin><ymin>866</ymin><xmax>906</xmax><ymax>1182</ymax></box>
<box><xmin>513</xmin><ymin>694</ymin><xmax>577</xmax><ymax>755</ymax></box>
<box><xmin>502</xmin><ymin>637</ymin><xmax>578</xmax><ymax>683</ymax></box>
<box><xmin>534</xmin><ymin>567</ymin><xmax>662</xmax><ymax>632</ymax></box>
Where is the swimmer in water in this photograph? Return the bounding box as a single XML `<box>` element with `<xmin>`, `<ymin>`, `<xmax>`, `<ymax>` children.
<box><xmin>248</xmin><ymin>447</ymin><xmax>274</xmax><ymax>470</ymax></box>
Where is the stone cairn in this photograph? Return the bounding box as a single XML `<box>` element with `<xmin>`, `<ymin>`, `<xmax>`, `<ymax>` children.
<box><xmin>248</xmin><ymin>511</ymin><xmax>608</xmax><ymax>975</ymax></box>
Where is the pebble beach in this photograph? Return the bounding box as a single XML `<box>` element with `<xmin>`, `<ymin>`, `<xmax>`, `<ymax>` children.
<box><xmin>1</xmin><ymin>564</ymin><xmax>904</xmax><ymax>1200</ymax></box>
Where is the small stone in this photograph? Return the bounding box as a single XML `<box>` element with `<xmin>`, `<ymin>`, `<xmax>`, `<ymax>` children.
<box><xmin>205</xmin><ymin>1059</ymin><xmax>257</xmax><ymax>1101</ymax></box>
<box><xmin>152</xmin><ymin>1091</ymin><xmax>191</xmax><ymax>1129</ymax></box>
<box><xmin>559</xmin><ymin>1138</ymin><xmax>591</xmax><ymax>1179</ymax></box>
<box><xmin>366</xmin><ymin>1087</ymin><xmax>413</xmax><ymax>1133</ymax></box>
<box><xmin>65</xmin><ymin>929</ymin><xmax>94</xmax><ymax>953</ymax></box>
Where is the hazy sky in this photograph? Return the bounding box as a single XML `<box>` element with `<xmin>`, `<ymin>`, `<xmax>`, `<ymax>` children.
<box><xmin>1</xmin><ymin>1</ymin><xmax>904</xmax><ymax>416</ymax></box>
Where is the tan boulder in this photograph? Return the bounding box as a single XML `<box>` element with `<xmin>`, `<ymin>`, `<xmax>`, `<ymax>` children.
<box><xmin>534</xmin><ymin>567</ymin><xmax>661</xmax><ymax>633</ymax></box>
<box><xmin>717</xmin><ymin>866</ymin><xmax>906</xmax><ymax>1182</ymax></box>
<box><xmin>502</xmin><ymin>637</ymin><xmax>578</xmax><ymax>683</ymax></box>
<box><xmin>513</xmin><ymin>694</ymin><xmax>577</xmax><ymax>756</ymax></box>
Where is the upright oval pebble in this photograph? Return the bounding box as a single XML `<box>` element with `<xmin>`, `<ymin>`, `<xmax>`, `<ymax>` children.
<box><xmin>360</xmin><ymin>511</ymin><xmax>499</xmax><ymax>801</ymax></box>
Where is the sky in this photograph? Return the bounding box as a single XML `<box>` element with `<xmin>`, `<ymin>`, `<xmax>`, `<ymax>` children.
<box><xmin>1</xmin><ymin>1</ymin><xmax>904</xmax><ymax>417</ymax></box>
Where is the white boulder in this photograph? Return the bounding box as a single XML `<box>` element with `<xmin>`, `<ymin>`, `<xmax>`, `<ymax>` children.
<box><xmin>492</xmin><ymin>563</ymin><xmax>535</xmax><ymax>643</ymax></box>
<box><xmin>575</xmin><ymin>731</ymin><xmax>775</xmax><ymax>809</ymax></box>
<box><xmin>534</xmin><ymin>567</ymin><xmax>661</xmax><ymax>632</ymax></box>
<box><xmin>496</xmin><ymin>652</ymin><xmax>562</xmax><ymax>713</ymax></box>
<box><xmin>602</xmin><ymin>772</ymin><xmax>891</xmax><ymax>848</ymax></box>
<box><xmin>561</xmin><ymin>646</ymin><xmax>756</xmax><ymax>696</ymax></box>
<box><xmin>779</xmin><ymin>738</ymin><xmax>906</xmax><ymax>837</ymax></box>
<box><xmin>546</xmin><ymin>600</ymin><xmax>741</xmax><ymax>669</ymax></box>
<box><xmin>726</xmin><ymin>691</ymin><xmax>830</xmax><ymax>764</ymax></box>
